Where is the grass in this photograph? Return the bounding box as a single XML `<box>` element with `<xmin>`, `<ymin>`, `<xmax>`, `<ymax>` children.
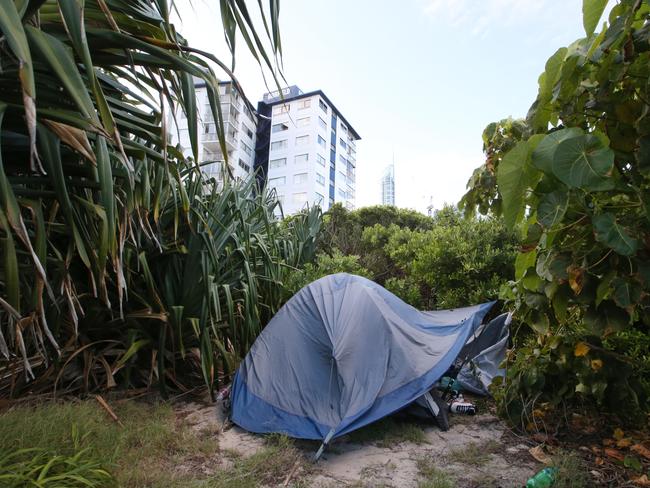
<box><xmin>0</xmin><ymin>398</ymin><xmax>218</xmax><ymax>487</ymax></box>
<box><xmin>552</xmin><ymin>450</ymin><xmax>588</xmax><ymax>488</ymax></box>
<box><xmin>344</xmin><ymin>417</ymin><xmax>428</xmax><ymax>448</ymax></box>
<box><xmin>199</xmin><ymin>434</ymin><xmax>308</xmax><ymax>488</ymax></box>
<box><xmin>448</xmin><ymin>440</ymin><xmax>500</xmax><ymax>467</ymax></box>
<box><xmin>416</xmin><ymin>456</ymin><xmax>454</xmax><ymax>488</ymax></box>
<box><xmin>0</xmin><ymin>399</ymin><xmax>310</xmax><ymax>488</ymax></box>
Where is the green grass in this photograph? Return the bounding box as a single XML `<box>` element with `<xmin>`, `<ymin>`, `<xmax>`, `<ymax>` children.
<box><xmin>0</xmin><ymin>399</ymin><xmax>219</xmax><ymax>487</ymax></box>
<box><xmin>552</xmin><ymin>450</ymin><xmax>588</xmax><ymax>488</ymax></box>
<box><xmin>345</xmin><ymin>417</ymin><xmax>428</xmax><ymax>447</ymax></box>
<box><xmin>198</xmin><ymin>434</ymin><xmax>308</xmax><ymax>488</ymax></box>
<box><xmin>448</xmin><ymin>440</ymin><xmax>500</xmax><ymax>467</ymax></box>
<box><xmin>416</xmin><ymin>456</ymin><xmax>454</xmax><ymax>488</ymax></box>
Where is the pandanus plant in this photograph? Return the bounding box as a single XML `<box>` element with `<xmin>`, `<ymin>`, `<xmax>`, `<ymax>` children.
<box><xmin>0</xmin><ymin>0</ymin><xmax>320</xmax><ymax>397</ymax></box>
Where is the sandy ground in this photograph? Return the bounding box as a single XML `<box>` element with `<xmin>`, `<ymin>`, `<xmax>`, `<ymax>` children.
<box><xmin>174</xmin><ymin>400</ymin><xmax>539</xmax><ymax>488</ymax></box>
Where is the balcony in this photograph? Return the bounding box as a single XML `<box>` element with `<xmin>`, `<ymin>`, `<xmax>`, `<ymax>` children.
<box><xmin>202</xmin><ymin>120</ymin><xmax>238</xmax><ymax>151</ymax></box>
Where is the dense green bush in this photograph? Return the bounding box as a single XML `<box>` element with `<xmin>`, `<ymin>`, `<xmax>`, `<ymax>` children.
<box><xmin>463</xmin><ymin>0</ymin><xmax>650</xmax><ymax>421</ymax></box>
<box><xmin>315</xmin><ymin>204</ymin><xmax>517</xmax><ymax>310</ymax></box>
<box><xmin>284</xmin><ymin>250</ymin><xmax>371</xmax><ymax>297</ymax></box>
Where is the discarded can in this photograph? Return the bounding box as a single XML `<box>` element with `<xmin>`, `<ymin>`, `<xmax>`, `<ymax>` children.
<box><xmin>525</xmin><ymin>467</ymin><xmax>557</xmax><ymax>488</ymax></box>
<box><xmin>449</xmin><ymin>397</ymin><xmax>476</xmax><ymax>415</ymax></box>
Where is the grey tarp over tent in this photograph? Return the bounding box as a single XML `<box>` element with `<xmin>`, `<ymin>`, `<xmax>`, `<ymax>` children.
<box><xmin>231</xmin><ymin>273</ymin><xmax>495</xmax><ymax>445</ymax></box>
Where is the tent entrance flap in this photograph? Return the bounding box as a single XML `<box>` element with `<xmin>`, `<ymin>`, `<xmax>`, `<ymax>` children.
<box><xmin>230</xmin><ymin>273</ymin><xmax>496</xmax><ymax>442</ymax></box>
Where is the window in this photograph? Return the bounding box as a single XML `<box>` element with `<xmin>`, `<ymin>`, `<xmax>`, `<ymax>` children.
<box><xmin>295</xmin><ymin>153</ymin><xmax>309</xmax><ymax>164</ymax></box>
<box><xmin>295</xmin><ymin>135</ymin><xmax>309</xmax><ymax>146</ymax></box>
<box><xmin>318</xmin><ymin>117</ymin><xmax>327</xmax><ymax>131</ymax></box>
<box><xmin>340</xmin><ymin>124</ymin><xmax>348</xmax><ymax>134</ymax></box>
<box><xmin>244</xmin><ymin>125</ymin><xmax>254</xmax><ymax>139</ymax></box>
<box><xmin>272</xmin><ymin>123</ymin><xmax>289</xmax><ymax>133</ymax></box>
<box><xmin>338</xmin><ymin>188</ymin><xmax>347</xmax><ymax>198</ymax></box>
<box><xmin>339</xmin><ymin>138</ymin><xmax>347</xmax><ymax>150</ymax></box>
<box><xmin>339</xmin><ymin>154</ymin><xmax>347</xmax><ymax>165</ymax></box>
<box><xmin>298</xmin><ymin>99</ymin><xmax>311</xmax><ymax>110</ymax></box>
<box><xmin>272</xmin><ymin>104</ymin><xmax>289</xmax><ymax>116</ymax></box>
<box><xmin>316</xmin><ymin>173</ymin><xmax>325</xmax><ymax>185</ymax></box>
<box><xmin>294</xmin><ymin>172</ymin><xmax>308</xmax><ymax>184</ymax></box>
<box><xmin>316</xmin><ymin>154</ymin><xmax>326</xmax><ymax>166</ymax></box>
<box><xmin>293</xmin><ymin>192</ymin><xmax>308</xmax><ymax>204</ymax></box>
<box><xmin>319</xmin><ymin>99</ymin><xmax>328</xmax><ymax>113</ymax></box>
<box><xmin>296</xmin><ymin>117</ymin><xmax>310</xmax><ymax>127</ymax></box>
<box><xmin>269</xmin><ymin>176</ymin><xmax>286</xmax><ymax>186</ymax></box>
<box><xmin>270</xmin><ymin>139</ymin><xmax>288</xmax><ymax>151</ymax></box>
<box><xmin>317</xmin><ymin>135</ymin><xmax>326</xmax><ymax>149</ymax></box>
<box><xmin>238</xmin><ymin>159</ymin><xmax>250</xmax><ymax>173</ymax></box>
<box><xmin>241</xmin><ymin>142</ymin><xmax>253</xmax><ymax>156</ymax></box>
<box><xmin>315</xmin><ymin>192</ymin><xmax>324</xmax><ymax>204</ymax></box>
<box><xmin>269</xmin><ymin>158</ymin><xmax>286</xmax><ymax>169</ymax></box>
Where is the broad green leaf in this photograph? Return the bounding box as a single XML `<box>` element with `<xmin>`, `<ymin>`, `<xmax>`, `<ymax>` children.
<box><xmin>583</xmin><ymin>0</ymin><xmax>609</xmax><ymax>36</ymax></box>
<box><xmin>593</xmin><ymin>213</ymin><xmax>639</xmax><ymax>256</ymax></box>
<box><xmin>552</xmin><ymin>290</ymin><xmax>568</xmax><ymax>322</ymax></box>
<box><xmin>515</xmin><ymin>250</ymin><xmax>537</xmax><ymax>281</ymax></box>
<box><xmin>529</xmin><ymin>310</ymin><xmax>550</xmax><ymax>335</ymax></box>
<box><xmin>584</xmin><ymin>301</ymin><xmax>629</xmax><ymax>334</ymax></box>
<box><xmin>497</xmin><ymin>141</ymin><xmax>538</xmax><ymax>229</ymax></box>
<box><xmin>552</xmin><ymin>134</ymin><xmax>615</xmax><ymax>190</ymax></box>
<box><xmin>612</xmin><ymin>278</ymin><xmax>641</xmax><ymax>309</ymax></box>
<box><xmin>537</xmin><ymin>189</ymin><xmax>569</xmax><ymax>228</ymax></box>
<box><xmin>596</xmin><ymin>270</ymin><xmax>615</xmax><ymax>306</ymax></box>
<box><xmin>532</xmin><ymin>128</ymin><xmax>583</xmax><ymax>174</ymax></box>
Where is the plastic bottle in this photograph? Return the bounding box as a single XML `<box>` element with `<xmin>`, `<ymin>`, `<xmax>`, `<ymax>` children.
<box><xmin>525</xmin><ymin>467</ymin><xmax>557</xmax><ymax>488</ymax></box>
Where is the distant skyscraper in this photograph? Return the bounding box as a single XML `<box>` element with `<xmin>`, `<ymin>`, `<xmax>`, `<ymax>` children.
<box><xmin>381</xmin><ymin>163</ymin><xmax>395</xmax><ymax>206</ymax></box>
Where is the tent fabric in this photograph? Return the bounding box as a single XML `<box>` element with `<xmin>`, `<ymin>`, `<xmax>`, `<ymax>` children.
<box><xmin>456</xmin><ymin>312</ymin><xmax>511</xmax><ymax>395</ymax></box>
<box><xmin>230</xmin><ymin>273</ymin><xmax>495</xmax><ymax>441</ymax></box>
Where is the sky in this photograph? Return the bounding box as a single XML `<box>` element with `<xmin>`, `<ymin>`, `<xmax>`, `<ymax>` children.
<box><xmin>174</xmin><ymin>0</ymin><xmax>593</xmax><ymax>213</ymax></box>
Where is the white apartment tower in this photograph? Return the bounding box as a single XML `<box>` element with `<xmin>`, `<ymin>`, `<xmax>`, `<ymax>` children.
<box><xmin>255</xmin><ymin>86</ymin><xmax>360</xmax><ymax>215</ymax></box>
<box><xmin>381</xmin><ymin>164</ymin><xmax>395</xmax><ymax>206</ymax></box>
<box><xmin>173</xmin><ymin>80</ymin><xmax>257</xmax><ymax>182</ymax></box>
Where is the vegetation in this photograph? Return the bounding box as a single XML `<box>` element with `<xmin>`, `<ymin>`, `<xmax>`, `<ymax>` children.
<box><xmin>0</xmin><ymin>399</ymin><xmax>222</xmax><ymax>487</ymax></box>
<box><xmin>415</xmin><ymin>456</ymin><xmax>454</xmax><ymax>488</ymax></box>
<box><xmin>461</xmin><ymin>0</ymin><xmax>650</xmax><ymax>422</ymax></box>
<box><xmin>0</xmin><ymin>1</ymin><xmax>326</xmax><ymax>398</ymax></box>
<box><xmin>309</xmin><ymin>204</ymin><xmax>517</xmax><ymax>310</ymax></box>
<box><xmin>448</xmin><ymin>440</ymin><xmax>500</xmax><ymax>467</ymax></box>
<box><xmin>344</xmin><ymin>417</ymin><xmax>428</xmax><ymax>447</ymax></box>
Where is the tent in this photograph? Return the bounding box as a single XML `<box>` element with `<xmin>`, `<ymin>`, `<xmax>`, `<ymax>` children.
<box><xmin>230</xmin><ymin>273</ymin><xmax>496</xmax><ymax>453</ymax></box>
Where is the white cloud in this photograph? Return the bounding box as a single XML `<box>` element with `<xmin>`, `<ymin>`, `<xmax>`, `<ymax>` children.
<box><xmin>422</xmin><ymin>0</ymin><xmax>560</xmax><ymax>37</ymax></box>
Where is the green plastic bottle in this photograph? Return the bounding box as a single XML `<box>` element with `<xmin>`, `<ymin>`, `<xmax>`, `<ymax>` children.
<box><xmin>525</xmin><ymin>467</ymin><xmax>557</xmax><ymax>488</ymax></box>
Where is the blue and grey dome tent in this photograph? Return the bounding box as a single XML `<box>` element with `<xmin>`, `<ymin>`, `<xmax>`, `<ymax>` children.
<box><xmin>230</xmin><ymin>274</ymin><xmax>495</xmax><ymax>456</ymax></box>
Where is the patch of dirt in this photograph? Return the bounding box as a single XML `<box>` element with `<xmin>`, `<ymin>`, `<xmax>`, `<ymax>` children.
<box><xmin>174</xmin><ymin>400</ymin><xmax>541</xmax><ymax>487</ymax></box>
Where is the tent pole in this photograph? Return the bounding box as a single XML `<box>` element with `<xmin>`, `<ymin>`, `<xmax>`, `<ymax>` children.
<box><xmin>312</xmin><ymin>428</ymin><xmax>336</xmax><ymax>462</ymax></box>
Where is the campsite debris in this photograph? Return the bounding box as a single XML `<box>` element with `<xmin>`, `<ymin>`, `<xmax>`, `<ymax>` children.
<box><xmin>281</xmin><ymin>459</ymin><xmax>302</xmax><ymax>487</ymax></box>
<box><xmin>94</xmin><ymin>394</ymin><xmax>123</xmax><ymax>426</ymax></box>
<box><xmin>528</xmin><ymin>445</ymin><xmax>553</xmax><ymax>465</ymax></box>
<box><xmin>439</xmin><ymin>376</ymin><xmax>460</xmax><ymax>395</ymax></box>
<box><xmin>525</xmin><ymin>467</ymin><xmax>557</xmax><ymax>487</ymax></box>
<box><xmin>449</xmin><ymin>395</ymin><xmax>476</xmax><ymax>415</ymax></box>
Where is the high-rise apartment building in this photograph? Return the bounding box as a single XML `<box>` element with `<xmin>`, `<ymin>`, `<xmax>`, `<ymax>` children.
<box><xmin>381</xmin><ymin>164</ymin><xmax>395</xmax><ymax>206</ymax></box>
<box><xmin>254</xmin><ymin>86</ymin><xmax>360</xmax><ymax>215</ymax></box>
<box><xmin>173</xmin><ymin>80</ymin><xmax>257</xmax><ymax>181</ymax></box>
